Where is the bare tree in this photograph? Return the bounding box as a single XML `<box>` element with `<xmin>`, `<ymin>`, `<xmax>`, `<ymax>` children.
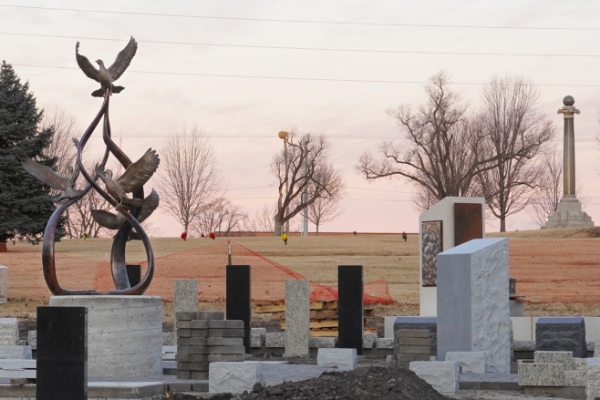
<box><xmin>192</xmin><ymin>198</ymin><xmax>248</xmax><ymax>237</ymax></box>
<box><xmin>155</xmin><ymin>126</ymin><xmax>223</xmax><ymax>235</ymax></box>
<box><xmin>41</xmin><ymin>105</ymin><xmax>79</xmax><ymax>177</ymax></box>
<box><xmin>306</xmin><ymin>163</ymin><xmax>344</xmax><ymax>235</ymax></box>
<box><xmin>248</xmin><ymin>203</ymin><xmax>277</xmax><ymax>233</ymax></box>
<box><xmin>475</xmin><ymin>75</ymin><xmax>555</xmax><ymax>232</ymax></box>
<box><xmin>357</xmin><ymin>71</ymin><xmax>497</xmax><ymax>211</ymax></box>
<box><xmin>271</xmin><ymin>131</ymin><xmax>344</xmax><ymax>236</ymax></box>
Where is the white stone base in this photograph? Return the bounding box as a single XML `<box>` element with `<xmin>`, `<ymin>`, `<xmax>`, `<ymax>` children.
<box><xmin>317</xmin><ymin>348</ymin><xmax>357</xmax><ymax>371</ymax></box>
<box><xmin>49</xmin><ymin>295</ymin><xmax>163</xmax><ymax>379</ymax></box>
<box><xmin>543</xmin><ymin>196</ymin><xmax>594</xmax><ymax>229</ymax></box>
<box><xmin>445</xmin><ymin>352</ymin><xmax>486</xmax><ymax>373</ymax></box>
<box><xmin>209</xmin><ymin>362</ymin><xmax>264</xmax><ymax>394</ymax></box>
<box><xmin>409</xmin><ymin>361</ymin><xmax>459</xmax><ymax>394</ymax></box>
<box><xmin>0</xmin><ymin>345</ymin><xmax>31</xmax><ymax>359</ymax></box>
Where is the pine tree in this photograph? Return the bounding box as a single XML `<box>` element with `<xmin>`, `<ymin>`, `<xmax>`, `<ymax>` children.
<box><xmin>0</xmin><ymin>61</ymin><xmax>58</xmax><ymax>251</ymax></box>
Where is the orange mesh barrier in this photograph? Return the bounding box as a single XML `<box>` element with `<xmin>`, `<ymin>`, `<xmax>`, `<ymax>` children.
<box><xmin>509</xmin><ymin>239</ymin><xmax>600</xmax><ymax>304</ymax></box>
<box><xmin>1</xmin><ymin>241</ymin><xmax>394</xmax><ymax>304</ymax></box>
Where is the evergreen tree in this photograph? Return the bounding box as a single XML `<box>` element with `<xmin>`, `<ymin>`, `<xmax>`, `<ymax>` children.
<box><xmin>0</xmin><ymin>61</ymin><xmax>58</xmax><ymax>251</ymax></box>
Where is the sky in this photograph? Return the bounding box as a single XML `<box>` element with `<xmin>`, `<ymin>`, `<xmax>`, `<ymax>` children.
<box><xmin>1</xmin><ymin>0</ymin><xmax>600</xmax><ymax>236</ymax></box>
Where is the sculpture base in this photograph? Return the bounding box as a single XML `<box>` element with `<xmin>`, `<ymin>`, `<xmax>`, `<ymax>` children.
<box><xmin>49</xmin><ymin>296</ymin><xmax>162</xmax><ymax>379</ymax></box>
<box><xmin>542</xmin><ymin>196</ymin><xmax>594</xmax><ymax>229</ymax></box>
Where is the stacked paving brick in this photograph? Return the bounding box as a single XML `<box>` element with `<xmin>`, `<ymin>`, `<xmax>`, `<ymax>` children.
<box><xmin>175</xmin><ymin>311</ymin><xmax>246</xmax><ymax>380</ymax></box>
<box><xmin>394</xmin><ymin>329</ymin><xmax>430</xmax><ymax>368</ymax></box>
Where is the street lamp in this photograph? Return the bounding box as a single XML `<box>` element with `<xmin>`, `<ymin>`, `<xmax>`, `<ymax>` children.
<box><xmin>278</xmin><ymin>131</ymin><xmax>290</xmax><ymax>235</ymax></box>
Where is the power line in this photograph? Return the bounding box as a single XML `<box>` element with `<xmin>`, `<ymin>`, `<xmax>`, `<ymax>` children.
<box><xmin>1</xmin><ymin>4</ymin><xmax>599</xmax><ymax>32</ymax></box>
<box><xmin>2</xmin><ymin>31</ymin><xmax>599</xmax><ymax>58</ymax></box>
<box><xmin>12</xmin><ymin>63</ymin><xmax>600</xmax><ymax>87</ymax></box>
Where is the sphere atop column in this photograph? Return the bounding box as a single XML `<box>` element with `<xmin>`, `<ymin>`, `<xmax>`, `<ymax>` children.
<box><xmin>563</xmin><ymin>95</ymin><xmax>575</xmax><ymax>106</ymax></box>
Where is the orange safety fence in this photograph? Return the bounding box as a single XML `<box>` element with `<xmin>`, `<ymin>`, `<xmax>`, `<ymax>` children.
<box><xmin>509</xmin><ymin>239</ymin><xmax>600</xmax><ymax>304</ymax></box>
<box><xmin>1</xmin><ymin>241</ymin><xmax>395</xmax><ymax>305</ymax></box>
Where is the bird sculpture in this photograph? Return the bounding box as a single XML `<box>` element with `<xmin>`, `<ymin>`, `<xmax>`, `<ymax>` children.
<box><xmin>76</xmin><ymin>36</ymin><xmax>138</xmax><ymax>97</ymax></box>
<box><xmin>95</xmin><ymin>148</ymin><xmax>160</xmax><ymax>208</ymax></box>
<box><xmin>22</xmin><ymin>158</ymin><xmax>82</xmax><ymax>202</ymax></box>
<box><xmin>91</xmin><ymin>189</ymin><xmax>159</xmax><ymax>230</ymax></box>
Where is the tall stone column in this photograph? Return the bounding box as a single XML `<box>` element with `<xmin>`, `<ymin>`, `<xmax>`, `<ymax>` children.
<box><xmin>543</xmin><ymin>96</ymin><xmax>594</xmax><ymax>229</ymax></box>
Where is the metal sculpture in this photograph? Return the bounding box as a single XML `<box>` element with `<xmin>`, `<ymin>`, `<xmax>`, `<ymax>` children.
<box><xmin>23</xmin><ymin>36</ymin><xmax>159</xmax><ymax>295</ymax></box>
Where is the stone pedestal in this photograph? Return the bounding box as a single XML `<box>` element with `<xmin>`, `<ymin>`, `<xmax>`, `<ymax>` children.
<box><xmin>284</xmin><ymin>280</ymin><xmax>310</xmax><ymax>357</ymax></box>
<box><xmin>437</xmin><ymin>238</ymin><xmax>511</xmax><ymax>373</ymax></box>
<box><xmin>49</xmin><ymin>296</ymin><xmax>162</xmax><ymax>378</ymax></box>
<box><xmin>543</xmin><ymin>196</ymin><xmax>593</xmax><ymax>229</ymax></box>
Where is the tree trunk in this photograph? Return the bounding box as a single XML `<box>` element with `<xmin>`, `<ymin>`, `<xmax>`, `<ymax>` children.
<box><xmin>274</xmin><ymin>219</ymin><xmax>282</xmax><ymax>236</ymax></box>
<box><xmin>316</xmin><ymin>224</ymin><xmax>319</xmax><ymax>236</ymax></box>
<box><xmin>500</xmin><ymin>217</ymin><xmax>506</xmax><ymax>232</ymax></box>
<box><xmin>0</xmin><ymin>241</ymin><xmax>6</xmax><ymax>253</ymax></box>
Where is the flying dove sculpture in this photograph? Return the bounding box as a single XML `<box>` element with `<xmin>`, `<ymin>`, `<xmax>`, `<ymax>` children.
<box><xmin>95</xmin><ymin>148</ymin><xmax>160</xmax><ymax>208</ymax></box>
<box><xmin>91</xmin><ymin>188</ymin><xmax>159</xmax><ymax>230</ymax></box>
<box><xmin>22</xmin><ymin>158</ymin><xmax>82</xmax><ymax>202</ymax></box>
<box><xmin>76</xmin><ymin>36</ymin><xmax>138</xmax><ymax>97</ymax></box>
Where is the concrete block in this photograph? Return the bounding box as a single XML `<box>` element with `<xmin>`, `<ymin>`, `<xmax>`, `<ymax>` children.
<box><xmin>174</xmin><ymin>279</ymin><xmax>198</xmax><ymax>313</ymax></box>
<box><xmin>564</xmin><ymin>370</ymin><xmax>586</xmax><ymax>387</ymax></box>
<box><xmin>265</xmin><ymin>332</ymin><xmax>285</xmax><ymax>348</ymax></box>
<box><xmin>163</xmin><ymin>331</ymin><xmax>175</xmax><ymax>346</ymax></box>
<box><xmin>177</xmin><ymin>370</ymin><xmax>191</xmax><ymax>379</ymax></box>
<box><xmin>0</xmin><ymin>266</ymin><xmax>6</xmax><ymax>303</ymax></box>
<box><xmin>363</xmin><ymin>333</ymin><xmax>377</xmax><ymax>349</ymax></box>
<box><xmin>209</xmin><ymin>362</ymin><xmax>264</xmax><ymax>394</ymax></box>
<box><xmin>189</xmin><ymin>337</ymin><xmax>208</xmax><ymax>346</ymax></box>
<box><xmin>191</xmin><ymin>370</ymin><xmax>209</xmax><ymax>380</ymax></box>
<box><xmin>393</xmin><ymin>317</ymin><xmax>437</xmax><ymax>355</ymax></box>
<box><xmin>176</xmin><ymin>312</ymin><xmax>196</xmax><ymax>321</ymax></box>
<box><xmin>309</xmin><ymin>337</ymin><xmax>336</xmax><ymax>348</ymax></box>
<box><xmin>178</xmin><ymin>345</ymin><xmax>209</xmax><ymax>354</ymax></box>
<box><xmin>397</xmin><ymin>345</ymin><xmax>430</xmax><ymax>354</ymax></box>
<box><xmin>0</xmin><ymin>318</ymin><xmax>18</xmax><ymax>345</ymax></box>
<box><xmin>250</xmin><ymin>328</ymin><xmax>266</xmax><ymax>348</ymax></box>
<box><xmin>437</xmin><ymin>238</ymin><xmax>511</xmax><ymax>373</ymax></box>
<box><xmin>397</xmin><ymin>338</ymin><xmax>430</xmax><ymax>346</ymax></box>
<box><xmin>536</xmin><ymin>317</ymin><xmax>586</xmax><ymax>358</ymax></box>
<box><xmin>208</xmin><ymin>345</ymin><xmax>245</xmax><ymax>355</ymax></box>
<box><xmin>534</xmin><ymin>351</ymin><xmax>575</xmax><ymax>370</ymax></box>
<box><xmin>191</xmin><ymin>329</ymin><xmax>209</xmax><ymax>337</ymax></box>
<box><xmin>177</xmin><ymin>362</ymin><xmax>209</xmax><ymax>371</ymax></box>
<box><xmin>176</xmin><ymin>353</ymin><xmax>209</xmax><ymax>362</ymax></box>
<box><xmin>207</xmin><ymin>337</ymin><xmax>243</xmax><ymax>346</ymax></box>
<box><xmin>178</xmin><ymin>329</ymin><xmax>192</xmax><ymax>338</ymax></box>
<box><xmin>50</xmin><ymin>295</ymin><xmax>164</xmax><ymax>379</ymax></box>
<box><xmin>518</xmin><ymin>362</ymin><xmax>564</xmax><ymax>386</ymax></box>
<box><xmin>175</xmin><ymin>321</ymin><xmax>191</xmax><ymax>329</ymax></box>
<box><xmin>587</xmin><ymin>358</ymin><xmax>600</xmax><ymax>399</ymax></box>
<box><xmin>317</xmin><ymin>348</ymin><xmax>357</xmax><ymax>371</ymax></box>
<box><xmin>208</xmin><ymin>354</ymin><xmax>248</xmax><ymax>362</ymax></box>
<box><xmin>284</xmin><ymin>280</ymin><xmax>310</xmax><ymax>357</ymax></box>
<box><xmin>445</xmin><ymin>352</ymin><xmax>486</xmax><ymax>374</ymax></box>
<box><xmin>209</xmin><ymin>320</ymin><xmax>244</xmax><ymax>329</ymax></box>
<box><xmin>209</xmin><ymin>328</ymin><xmax>244</xmax><ymax>337</ymax></box>
<box><xmin>409</xmin><ymin>361</ymin><xmax>459</xmax><ymax>394</ymax></box>
<box><xmin>190</xmin><ymin>320</ymin><xmax>209</xmax><ymax>329</ymax></box>
<box><xmin>397</xmin><ymin>353</ymin><xmax>430</xmax><ymax>362</ymax></box>
<box><xmin>376</xmin><ymin>338</ymin><xmax>394</xmax><ymax>349</ymax></box>
<box><xmin>197</xmin><ymin>311</ymin><xmax>224</xmax><ymax>320</ymax></box>
<box><xmin>27</xmin><ymin>331</ymin><xmax>36</xmax><ymax>350</ymax></box>
<box><xmin>0</xmin><ymin>345</ymin><xmax>32</xmax><ymax>359</ymax></box>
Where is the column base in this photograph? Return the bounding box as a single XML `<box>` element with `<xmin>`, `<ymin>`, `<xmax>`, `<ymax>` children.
<box><xmin>542</xmin><ymin>196</ymin><xmax>594</xmax><ymax>229</ymax></box>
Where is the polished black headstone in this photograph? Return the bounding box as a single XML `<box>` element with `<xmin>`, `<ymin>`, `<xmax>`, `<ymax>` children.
<box><xmin>226</xmin><ymin>265</ymin><xmax>251</xmax><ymax>352</ymax></box>
<box><xmin>37</xmin><ymin>306</ymin><xmax>87</xmax><ymax>400</ymax></box>
<box><xmin>126</xmin><ymin>264</ymin><xmax>141</xmax><ymax>287</ymax></box>
<box><xmin>338</xmin><ymin>265</ymin><xmax>363</xmax><ymax>355</ymax></box>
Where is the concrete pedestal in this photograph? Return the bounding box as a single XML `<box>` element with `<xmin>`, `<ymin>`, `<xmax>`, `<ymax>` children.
<box><xmin>0</xmin><ymin>266</ymin><xmax>7</xmax><ymax>303</ymax></box>
<box><xmin>543</xmin><ymin>196</ymin><xmax>593</xmax><ymax>229</ymax></box>
<box><xmin>49</xmin><ymin>296</ymin><xmax>162</xmax><ymax>379</ymax></box>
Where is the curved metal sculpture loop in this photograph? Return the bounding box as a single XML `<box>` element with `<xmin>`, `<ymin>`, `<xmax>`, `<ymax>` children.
<box><xmin>37</xmin><ymin>38</ymin><xmax>156</xmax><ymax>296</ymax></box>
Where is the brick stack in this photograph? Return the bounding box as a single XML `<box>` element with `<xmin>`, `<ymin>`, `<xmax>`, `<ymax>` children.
<box><xmin>394</xmin><ymin>329</ymin><xmax>431</xmax><ymax>369</ymax></box>
<box><xmin>175</xmin><ymin>311</ymin><xmax>246</xmax><ymax>380</ymax></box>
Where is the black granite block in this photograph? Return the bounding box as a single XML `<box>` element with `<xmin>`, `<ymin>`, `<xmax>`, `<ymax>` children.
<box><xmin>37</xmin><ymin>306</ymin><xmax>87</xmax><ymax>400</ymax></box>
<box><xmin>393</xmin><ymin>317</ymin><xmax>437</xmax><ymax>356</ymax></box>
<box><xmin>536</xmin><ymin>317</ymin><xmax>586</xmax><ymax>357</ymax></box>
<box><xmin>126</xmin><ymin>264</ymin><xmax>141</xmax><ymax>287</ymax></box>
<box><xmin>338</xmin><ymin>265</ymin><xmax>363</xmax><ymax>355</ymax></box>
<box><xmin>226</xmin><ymin>265</ymin><xmax>251</xmax><ymax>352</ymax></box>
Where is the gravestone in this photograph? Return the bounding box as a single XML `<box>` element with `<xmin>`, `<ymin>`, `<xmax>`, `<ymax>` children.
<box><xmin>226</xmin><ymin>265</ymin><xmax>251</xmax><ymax>352</ymax></box>
<box><xmin>126</xmin><ymin>264</ymin><xmax>141</xmax><ymax>287</ymax></box>
<box><xmin>284</xmin><ymin>279</ymin><xmax>310</xmax><ymax>357</ymax></box>
<box><xmin>437</xmin><ymin>238</ymin><xmax>510</xmax><ymax>373</ymax></box>
<box><xmin>393</xmin><ymin>317</ymin><xmax>437</xmax><ymax>356</ymax></box>
<box><xmin>418</xmin><ymin>197</ymin><xmax>485</xmax><ymax>316</ymax></box>
<box><xmin>0</xmin><ymin>265</ymin><xmax>6</xmax><ymax>303</ymax></box>
<box><xmin>175</xmin><ymin>279</ymin><xmax>198</xmax><ymax>313</ymax></box>
<box><xmin>535</xmin><ymin>317</ymin><xmax>586</xmax><ymax>358</ymax></box>
<box><xmin>37</xmin><ymin>306</ymin><xmax>87</xmax><ymax>400</ymax></box>
<box><xmin>338</xmin><ymin>265</ymin><xmax>363</xmax><ymax>355</ymax></box>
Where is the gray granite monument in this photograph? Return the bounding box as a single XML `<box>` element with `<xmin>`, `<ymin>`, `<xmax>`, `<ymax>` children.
<box><xmin>543</xmin><ymin>96</ymin><xmax>594</xmax><ymax>229</ymax></box>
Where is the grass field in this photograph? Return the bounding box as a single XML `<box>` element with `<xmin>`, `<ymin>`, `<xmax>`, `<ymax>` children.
<box><xmin>2</xmin><ymin>226</ymin><xmax>600</xmax><ymax>322</ymax></box>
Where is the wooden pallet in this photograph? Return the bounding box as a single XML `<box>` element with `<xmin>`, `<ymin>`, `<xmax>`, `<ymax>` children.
<box><xmin>255</xmin><ymin>301</ymin><xmax>339</xmax><ymax>314</ymax></box>
<box><xmin>309</xmin><ymin>328</ymin><xmax>378</xmax><ymax>337</ymax></box>
<box><xmin>268</xmin><ymin>308</ymin><xmax>374</xmax><ymax>321</ymax></box>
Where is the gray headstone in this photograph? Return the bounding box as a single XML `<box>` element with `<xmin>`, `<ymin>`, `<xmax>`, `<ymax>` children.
<box><xmin>174</xmin><ymin>279</ymin><xmax>198</xmax><ymax>313</ymax></box>
<box><xmin>284</xmin><ymin>280</ymin><xmax>310</xmax><ymax>357</ymax></box>
<box><xmin>437</xmin><ymin>238</ymin><xmax>511</xmax><ymax>373</ymax></box>
<box><xmin>535</xmin><ymin>317</ymin><xmax>586</xmax><ymax>358</ymax></box>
